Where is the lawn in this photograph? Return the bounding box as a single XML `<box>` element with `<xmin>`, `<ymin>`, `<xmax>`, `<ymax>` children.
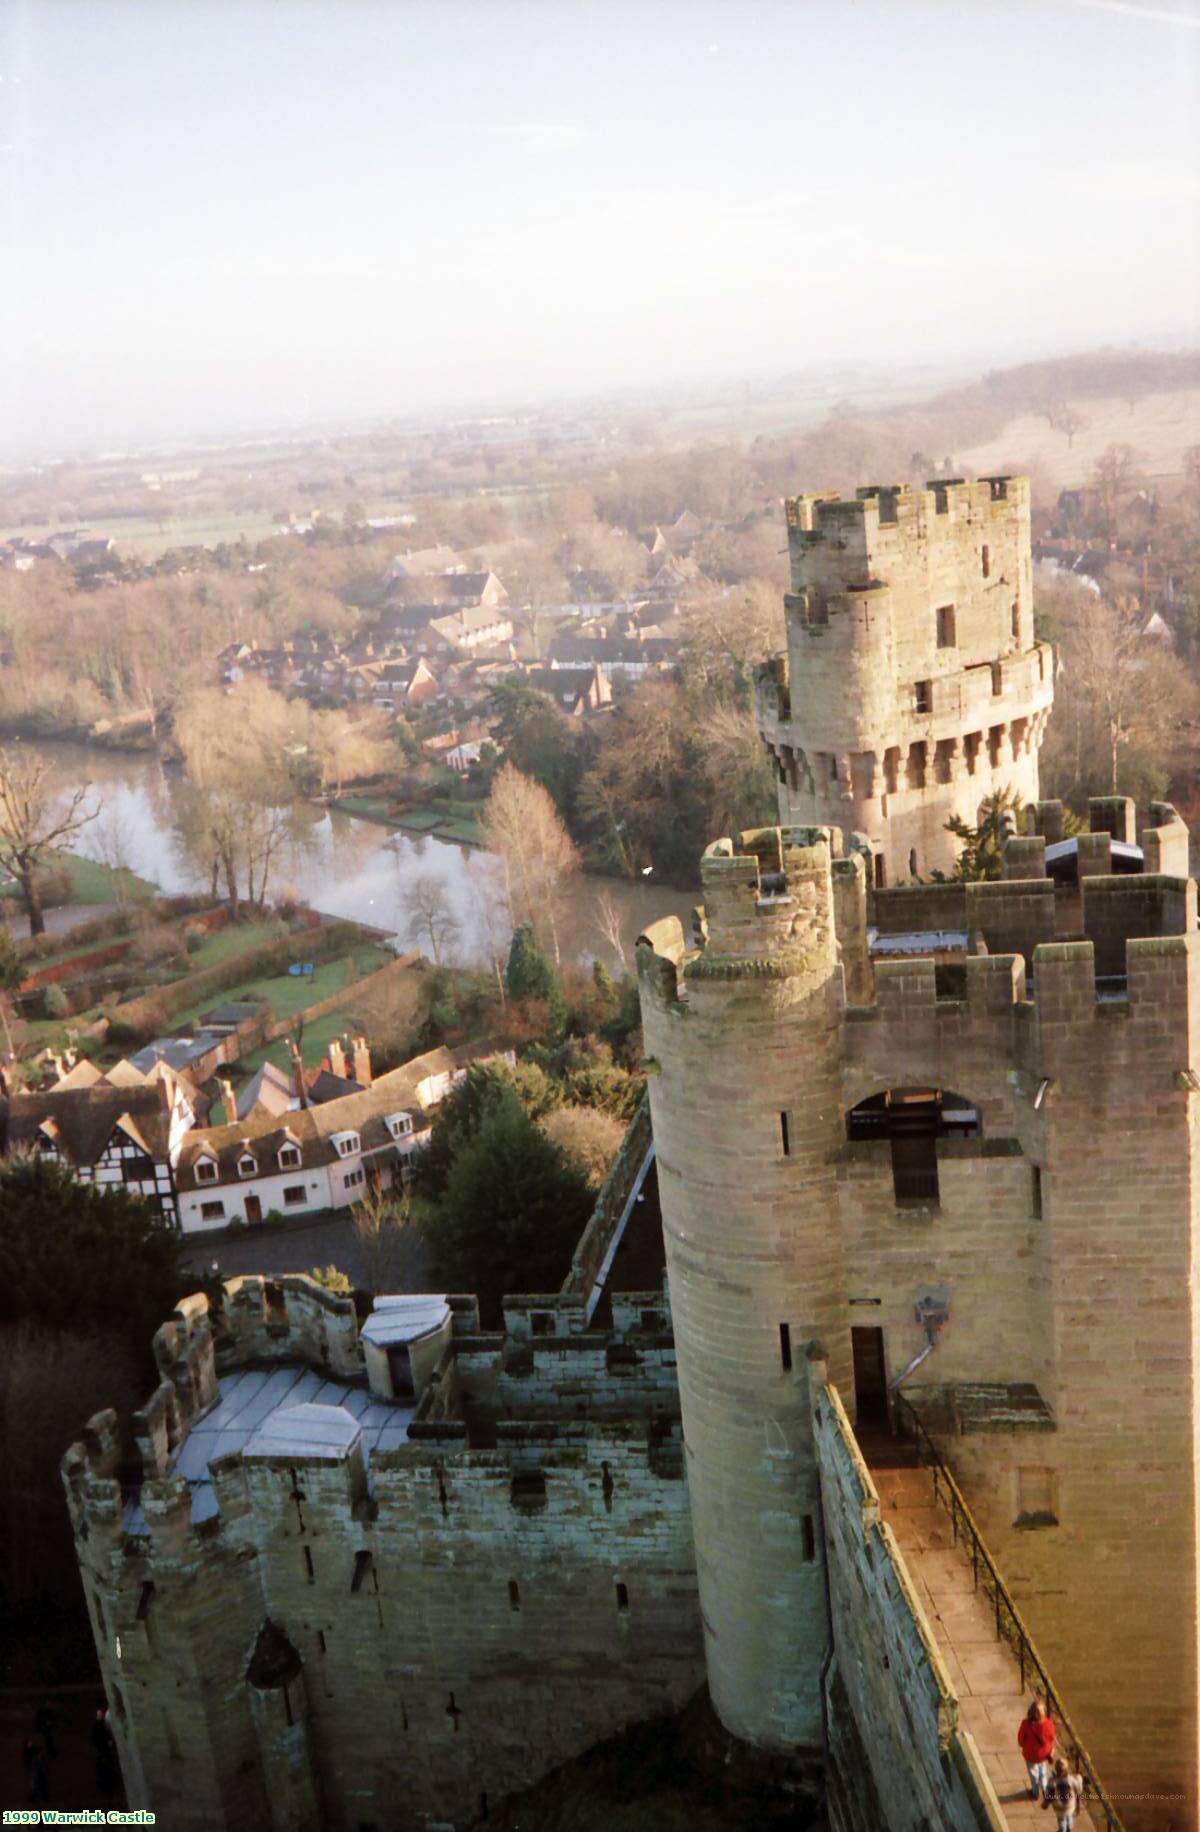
<box><xmin>235</xmin><ymin>1007</ymin><xmax>365</xmax><ymax>1080</ymax></box>
<box><xmin>1</xmin><ymin>850</ymin><xmax>157</xmax><ymax>917</ymax></box>
<box><xmin>189</xmin><ymin>919</ymin><xmax>281</xmax><ymax>970</ymax></box>
<box><xmin>433</xmin><ymin>816</ymin><xmax>482</xmax><ymax>845</ymax></box>
<box><xmin>170</xmin><ymin>943</ymin><xmax>392</xmax><ymax>1032</ymax></box>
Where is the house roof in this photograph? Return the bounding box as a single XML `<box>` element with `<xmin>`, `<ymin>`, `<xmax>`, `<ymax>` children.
<box><xmin>236</xmin><ymin>1061</ymin><xmax>296</xmax><ymax>1121</ymax></box>
<box><xmin>4</xmin><ymin>1082</ymin><xmax>172</xmax><ymax>1169</ymax></box>
<box><xmin>177</xmin><ymin>1043</ymin><xmax>507</xmax><ymax>1193</ymax></box>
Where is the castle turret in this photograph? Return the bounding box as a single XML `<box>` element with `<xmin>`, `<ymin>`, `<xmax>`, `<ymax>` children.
<box><xmin>637</xmin><ymin>826</ymin><xmax>851</xmax><ymax>1756</ymax></box>
<box><xmin>756</xmin><ymin>477</ymin><xmax>1053</xmax><ymax>885</ymax></box>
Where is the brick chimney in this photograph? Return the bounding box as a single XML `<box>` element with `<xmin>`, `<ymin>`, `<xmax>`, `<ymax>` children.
<box><xmin>328</xmin><ymin>1037</ymin><xmax>348</xmax><ymax>1081</ymax></box>
<box><xmin>288</xmin><ymin>1040</ymin><xmax>308</xmax><ymax>1109</ymax></box>
<box><xmin>353</xmin><ymin>1037</ymin><xmax>372</xmax><ymax>1087</ymax></box>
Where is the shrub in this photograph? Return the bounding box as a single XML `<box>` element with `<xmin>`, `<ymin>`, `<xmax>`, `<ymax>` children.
<box><xmin>43</xmin><ymin>984</ymin><xmax>70</xmax><ymax>1019</ymax></box>
<box><xmin>227</xmin><ymin>1218</ymin><xmax>246</xmax><ymax>1233</ymax></box>
<box><xmin>309</xmin><ymin>1264</ymin><xmax>352</xmax><ymax>1295</ymax></box>
<box><xmin>184</xmin><ymin>930</ymin><xmax>204</xmax><ymax>955</ymax></box>
<box><xmin>265</xmin><ymin>1209</ymin><xmax>286</xmax><ymax>1226</ymax></box>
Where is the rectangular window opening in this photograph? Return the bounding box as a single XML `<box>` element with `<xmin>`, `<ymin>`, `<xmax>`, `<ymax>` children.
<box><xmin>508</xmin><ymin>1579</ymin><xmax>521</xmax><ymax>1611</ymax></box>
<box><xmin>936</xmin><ymin>604</ymin><xmax>956</xmax><ymax>648</ymax></box>
<box><xmin>913</xmin><ymin>679</ymin><xmax>932</xmax><ymax>716</ymax></box>
<box><xmin>1031</xmin><ymin>1165</ymin><xmax>1043</xmax><ymax>1220</ymax></box>
<box><xmin>779</xmin><ymin>1322</ymin><xmax>793</xmax><ymax>1372</ymax></box>
<box><xmin>982</xmin><ymin>544</ymin><xmax>991</xmax><ymax>578</ymax></box>
<box><xmin>779</xmin><ymin>1111</ymin><xmax>790</xmax><ymax>1157</ymax></box>
<box><xmin>317</xmin><ymin>1630</ymin><xmax>327</xmax><ymax>1655</ymax></box>
<box><xmin>615</xmin><ymin>1582</ymin><xmax>629</xmax><ymax>1612</ymax></box>
<box><xmin>802</xmin><ymin>1514</ymin><xmax>816</xmax><ymax>1562</ymax></box>
<box><xmin>303</xmin><ymin>1545</ymin><xmax>315</xmax><ymax>1584</ymax></box>
<box><xmin>351</xmin><ymin>1550</ymin><xmax>373</xmax><ymax>1594</ymax></box>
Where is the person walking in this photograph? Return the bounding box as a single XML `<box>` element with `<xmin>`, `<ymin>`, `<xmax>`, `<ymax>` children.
<box><xmin>1017</xmin><ymin>1698</ymin><xmax>1056</xmax><ymax>1801</ymax></box>
<box><xmin>1042</xmin><ymin>1756</ymin><xmax>1085</xmax><ymax>1830</ymax></box>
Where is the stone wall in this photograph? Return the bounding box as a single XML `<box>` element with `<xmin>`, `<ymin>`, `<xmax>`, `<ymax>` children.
<box><xmin>63</xmin><ymin>1280</ymin><xmax>704</xmax><ymax>1832</ymax></box>
<box><xmin>811</xmin><ymin>1371</ymin><xmax>1005</xmax><ymax>1832</ymax></box>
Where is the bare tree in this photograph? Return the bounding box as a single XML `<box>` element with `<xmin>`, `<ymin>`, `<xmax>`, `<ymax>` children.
<box><xmin>540</xmin><ymin>1104</ymin><xmax>625</xmax><ymax>1188</ymax></box>
<box><xmin>591</xmin><ymin>886</ymin><xmax>628</xmax><ymax>968</ymax></box>
<box><xmin>480</xmin><ymin>764</ymin><xmax>580</xmax><ymax>964</ymax></box>
<box><xmin>397</xmin><ymin>872</ymin><xmax>462</xmax><ymax>966</ymax></box>
<box><xmin>1092</xmin><ymin>443</ymin><xmax>1141</xmax><ymax>530</ymax></box>
<box><xmin>352</xmin><ymin>1181</ymin><xmax>423</xmax><ymax>1294</ymax></box>
<box><xmin>92</xmin><ymin>802</ymin><xmax>139</xmax><ymax>908</ymax></box>
<box><xmin>465</xmin><ymin>852</ymin><xmax>512</xmax><ymax>1003</ymax></box>
<box><xmin>0</xmin><ymin>748</ymin><xmax>100</xmax><ymax>935</ymax></box>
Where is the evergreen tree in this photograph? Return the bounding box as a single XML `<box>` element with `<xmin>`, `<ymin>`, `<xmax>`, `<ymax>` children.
<box><xmin>0</xmin><ymin>1158</ymin><xmax>184</xmax><ymax>1358</ymax></box>
<box><xmin>941</xmin><ymin>789</ymin><xmax>1024</xmax><ymax>882</ymax></box>
<box><xmin>505</xmin><ymin>923</ymin><xmax>567</xmax><ymax>1037</ymax></box>
<box><xmin>422</xmin><ymin>1086</ymin><xmax>593</xmax><ymax>1325</ymax></box>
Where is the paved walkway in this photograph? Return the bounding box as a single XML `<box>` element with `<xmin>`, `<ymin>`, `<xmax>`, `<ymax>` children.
<box><xmin>866</xmin><ymin>1443</ymin><xmax>1071</xmax><ymax>1830</ymax></box>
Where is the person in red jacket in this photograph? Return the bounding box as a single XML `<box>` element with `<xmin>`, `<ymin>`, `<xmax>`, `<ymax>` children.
<box><xmin>1018</xmin><ymin>1698</ymin><xmax>1057</xmax><ymax>1800</ymax></box>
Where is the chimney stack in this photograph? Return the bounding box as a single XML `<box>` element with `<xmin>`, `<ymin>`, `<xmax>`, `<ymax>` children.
<box><xmin>219</xmin><ymin>1077</ymin><xmax>238</xmax><ymax>1123</ymax></box>
<box><xmin>288</xmin><ymin>1040</ymin><xmax>308</xmax><ymax>1109</ymax></box>
<box><xmin>353</xmin><ymin>1037</ymin><xmax>372</xmax><ymax>1087</ymax></box>
<box><xmin>328</xmin><ymin>1037</ymin><xmax>348</xmax><ymax>1081</ymax></box>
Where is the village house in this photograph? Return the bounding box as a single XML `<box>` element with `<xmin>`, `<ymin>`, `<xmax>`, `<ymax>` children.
<box><xmin>173</xmin><ymin>1043</ymin><xmax>511</xmax><ymax>1233</ymax></box>
<box><xmin>1</xmin><ymin>1056</ymin><xmax>203</xmax><ymax>1224</ymax></box>
<box><xmin>526</xmin><ymin>663</ymin><xmax>613</xmax><ymax>716</ymax></box>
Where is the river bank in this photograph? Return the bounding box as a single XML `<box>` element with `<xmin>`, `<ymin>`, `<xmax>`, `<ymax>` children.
<box><xmin>12</xmin><ymin>738</ymin><xmax>696</xmax><ymax>968</ymax></box>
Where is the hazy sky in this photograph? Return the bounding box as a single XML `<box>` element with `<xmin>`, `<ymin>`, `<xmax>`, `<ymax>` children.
<box><xmin>2</xmin><ymin>0</ymin><xmax>1199</xmax><ymax>452</ymax></box>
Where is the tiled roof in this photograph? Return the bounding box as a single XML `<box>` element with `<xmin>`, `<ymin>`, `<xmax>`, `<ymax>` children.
<box><xmin>4</xmin><ymin>1082</ymin><xmax>172</xmax><ymax>1168</ymax></box>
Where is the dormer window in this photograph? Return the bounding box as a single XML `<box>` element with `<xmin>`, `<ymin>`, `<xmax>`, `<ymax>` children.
<box><xmin>237</xmin><ymin>1152</ymin><xmax>258</xmax><ymax>1179</ymax></box>
<box><xmin>278</xmin><ymin>1143</ymin><xmax>301</xmax><ymax>1169</ymax></box>
<box><xmin>331</xmin><ymin>1132</ymin><xmax>360</xmax><ymax>1159</ymax></box>
<box><xmin>386</xmin><ymin>1112</ymin><xmax>414</xmax><ymax>1141</ymax></box>
<box><xmin>195</xmin><ymin>1157</ymin><xmax>218</xmax><ymax>1184</ymax></box>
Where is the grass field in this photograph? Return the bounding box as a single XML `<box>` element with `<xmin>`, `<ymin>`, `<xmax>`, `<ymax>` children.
<box><xmin>958</xmin><ymin>387</ymin><xmax>1200</xmax><ymax>491</ymax></box>
<box><xmin>169</xmin><ymin>943</ymin><xmax>392</xmax><ymax>1031</ymax></box>
<box><xmin>189</xmin><ymin>919</ymin><xmax>281</xmax><ymax>969</ymax></box>
<box><xmin>0</xmin><ymin>510</ymin><xmax>286</xmax><ymax>559</ymax></box>
<box><xmin>1</xmin><ymin>849</ymin><xmax>156</xmax><ymax>921</ymax></box>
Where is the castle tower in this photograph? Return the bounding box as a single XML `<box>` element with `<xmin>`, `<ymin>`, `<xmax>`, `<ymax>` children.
<box><xmin>756</xmin><ymin>477</ymin><xmax>1054</xmax><ymax>885</ymax></box>
<box><xmin>637</xmin><ymin>826</ymin><xmax>851</xmax><ymax>1756</ymax></box>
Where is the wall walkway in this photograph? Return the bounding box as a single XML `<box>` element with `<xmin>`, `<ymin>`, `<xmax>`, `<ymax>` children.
<box><xmin>866</xmin><ymin>1437</ymin><xmax>1106</xmax><ymax>1831</ymax></box>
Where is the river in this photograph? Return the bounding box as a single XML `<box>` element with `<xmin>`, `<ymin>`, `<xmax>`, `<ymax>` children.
<box><xmin>7</xmin><ymin>739</ymin><xmax>696</xmax><ymax>966</ymax></box>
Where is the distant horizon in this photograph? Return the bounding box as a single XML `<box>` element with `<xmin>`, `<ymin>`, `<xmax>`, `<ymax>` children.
<box><xmin>2</xmin><ymin>327</ymin><xmax>1197</xmax><ymax>472</ymax></box>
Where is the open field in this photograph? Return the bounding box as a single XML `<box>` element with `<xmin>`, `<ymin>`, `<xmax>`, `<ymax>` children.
<box><xmin>958</xmin><ymin>387</ymin><xmax>1200</xmax><ymax>490</ymax></box>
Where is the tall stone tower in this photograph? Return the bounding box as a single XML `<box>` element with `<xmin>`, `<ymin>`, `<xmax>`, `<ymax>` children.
<box><xmin>637</xmin><ymin>826</ymin><xmax>853</xmax><ymax>1757</ymax></box>
<box><xmin>756</xmin><ymin>477</ymin><xmax>1054</xmax><ymax>884</ymax></box>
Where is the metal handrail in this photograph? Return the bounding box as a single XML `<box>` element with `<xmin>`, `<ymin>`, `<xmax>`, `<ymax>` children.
<box><xmin>893</xmin><ymin>1392</ymin><xmax>1124</xmax><ymax>1832</ymax></box>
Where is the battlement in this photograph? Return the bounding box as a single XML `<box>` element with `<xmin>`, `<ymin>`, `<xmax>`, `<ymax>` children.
<box><xmin>785</xmin><ymin>475</ymin><xmax>1029</xmax><ymax>546</ymax></box>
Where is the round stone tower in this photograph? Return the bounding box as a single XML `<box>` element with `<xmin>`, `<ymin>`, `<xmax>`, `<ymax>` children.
<box><xmin>637</xmin><ymin>826</ymin><xmax>851</xmax><ymax>1756</ymax></box>
<box><xmin>756</xmin><ymin>477</ymin><xmax>1054</xmax><ymax>885</ymax></box>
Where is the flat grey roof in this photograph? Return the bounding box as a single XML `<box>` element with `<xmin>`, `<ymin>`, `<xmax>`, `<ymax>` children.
<box><xmin>134</xmin><ymin>1365</ymin><xmax>417</xmax><ymax>1527</ymax></box>
<box><xmin>1044</xmin><ymin>837</ymin><xmax>1143</xmax><ymax>864</ymax></box>
<box><xmin>869</xmin><ymin>929</ymin><xmax>969</xmax><ymax>955</ymax></box>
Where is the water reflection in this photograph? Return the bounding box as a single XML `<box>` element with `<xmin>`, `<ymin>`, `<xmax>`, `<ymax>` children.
<box><xmin>18</xmin><ymin>739</ymin><xmax>696</xmax><ymax>966</ymax></box>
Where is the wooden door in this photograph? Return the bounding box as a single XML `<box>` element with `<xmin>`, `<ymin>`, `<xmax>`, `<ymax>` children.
<box><xmin>245</xmin><ymin>1194</ymin><xmax>263</xmax><ymax>1225</ymax></box>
